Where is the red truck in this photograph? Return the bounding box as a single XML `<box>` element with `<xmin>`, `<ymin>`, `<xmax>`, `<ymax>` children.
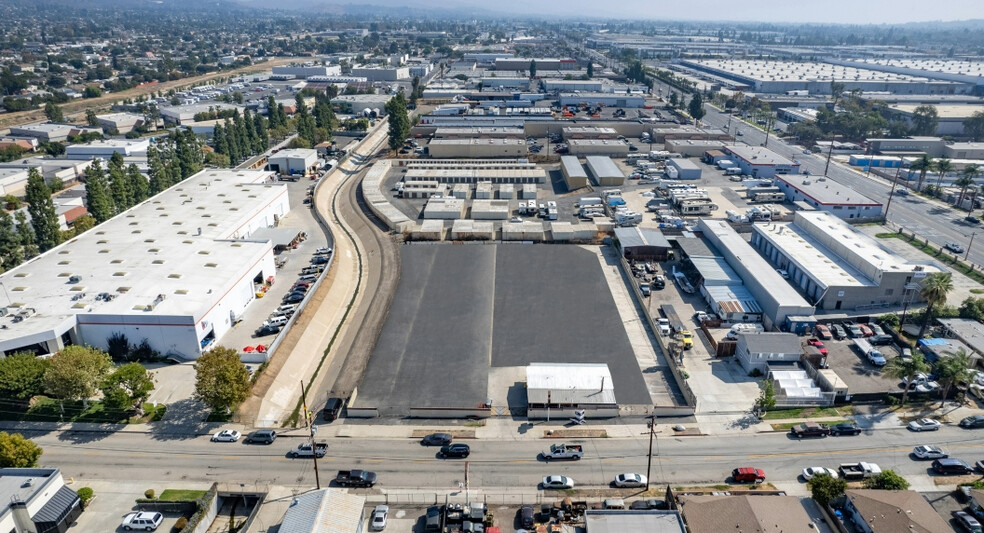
<box><xmin>732</xmin><ymin>467</ymin><xmax>766</xmax><ymax>483</ymax></box>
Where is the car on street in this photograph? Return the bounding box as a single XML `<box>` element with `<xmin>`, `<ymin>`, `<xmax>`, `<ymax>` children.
<box><xmin>211</xmin><ymin>429</ymin><xmax>241</xmax><ymax>442</ymax></box>
<box><xmin>542</xmin><ymin>475</ymin><xmax>575</xmax><ymax>489</ymax></box>
<box><xmin>122</xmin><ymin>511</ymin><xmax>164</xmax><ymax>531</ymax></box>
<box><xmin>801</xmin><ymin>467</ymin><xmax>838</xmax><ymax>480</ymax></box>
<box><xmin>953</xmin><ymin>510</ymin><xmax>983</xmax><ymax>533</ymax></box>
<box><xmin>960</xmin><ymin>415</ymin><xmax>984</xmax><ymax>429</ymax></box>
<box><xmin>421</xmin><ymin>433</ymin><xmax>452</xmax><ymax>446</ymax></box>
<box><xmin>966</xmin><ymin>216</ymin><xmax>982</xmax><ymax>225</ymax></box>
<box><xmin>934</xmin><ymin>458</ymin><xmax>974</xmax><ymax>475</ymax></box>
<box><xmin>244</xmin><ymin>430</ymin><xmax>277</xmax><ymax>444</ymax></box>
<box><xmin>912</xmin><ymin>445</ymin><xmax>948</xmax><ymax>460</ymax></box>
<box><xmin>946</xmin><ymin>241</ymin><xmax>966</xmax><ymax>254</ymax></box>
<box><xmin>908</xmin><ymin>418</ymin><xmax>942</xmax><ymax>432</ymax></box>
<box><xmin>814</xmin><ymin>324</ymin><xmax>833</xmax><ymax>340</ymax></box>
<box><xmin>806</xmin><ymin>338</ymin><xmax>828</xmax><ymax>355</ymax></box>
<box><xmin>732</xmin><ymin>467</ymin><xmax>766</xmax><ymax>483</ymax></box>
<box><xmin>370</xmin><ymin>505</ymin><xmax>388</xmax><ymax>531</ymax></box>
<box><xmin>613</xmin><ymin>473</ymin><xmax>647</xmax><ymax>488</ymax></box>
<box><xmin>830</xmin><ymin>324</ymin><xmax>847</xmax><ymax>340</ymax></box>
<box><xmin>439</xmin><ymin>443</ymin><xmax>470</xmax><ymax>458</ymax></box>
<box><xmin>830</xmin><ymin>422</ymin><xmax>862</xmax><ymax>436</ymax></box>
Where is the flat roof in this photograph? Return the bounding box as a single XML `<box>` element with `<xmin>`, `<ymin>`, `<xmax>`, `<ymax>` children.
<box><xmin>725</xmin><ymin>145</ymin><xmax>795</xmax><ymax>167</ymax></box>
<box><xmin>668</xmin><ymin>158</ymin><xmax>700</xmax><ymax>171</ymax></box>
<box><xmin>704</xmin><ymin>284</ymin><xmax>763</xmax><ymax>315</ymax></box>
<box><xmin>938</xmin><ymin>318</ymin><xmax>984</xmax><ymax>355</ymax></box>
<box><xmin>585</xmin><ymin>156</ymin><xmax>625</xmax><ymax>178</ymax></box>
<box><xmin>0</xmin><ymin>468</ymin><xmax>60</xmax><ymax>506</ymax></box>
<box><xmin>561</xmin><ymin>156</ymin><xmax>588</xmax><ymax>178</ymax></box>
<box><xmin>406</xmin><ymin>168</ymin><xmax>546</xmax><ymax>180</ymax></box>
<box><xmin>0</xmin><ymin>170</ymin><xmax>285</xmax><ymax>350</ymax></box>
<box><xmin>847</xmin><ymin>58</ymin><xmax>984</xmax><ymax>77</ymax></box>
<box><xmin>270</xmin><ymin>148</ymin><xmax>317</xmax><ymax>159</ymax></box>
<box><xmin>776</xmin><ymin>175</ymin><xmax>880</xmax><ymax>206</ymax></box>
<box><xmin>559</xmin><ymin>92</ymin><xmax>645</xmax><ymax>98</ymax></box>
<box><xmin>526</xmin><ymin>363</ymin><xmax>617</xmax><ymax>405</ymax></box>
<box><xmin>690</xmin><ymin>256</ymin><xmax>743</xmax><ymax>285</ymax></box>
<box><xmin>615</xmin><ymin>227</ymin><xmax>670</xmax><ymax>249</ymax></box>
<box><xmin>279</xmin><ymin>489</ymin><xmax>365</xmax><ymax>533</ymax></box>
<box><xmin>562</xmin><ymin>127</ymin><xmax>619</xmax><ymax>134</ymax></box>
<box><xmin>891</xmin><ymin>104</ymin><xmax>984</xmax><ymax>119</ymax></box>
<box><xmin>428</xmin><ymin>138</ymin><xmax>526</xmax><ymax>146</ymax></box>
<box><xmin>569</xmin><ymin>139</ymin><xmax>630</xmax><ymax>147</ymax></box>
<box><xmin>584</xmin><ymin>510</ymin><xmax>686</xmax><ymax>533</ymax></box>
<box><xmin>688</xmin><ymin>59</ymin><xmax>932</xmax><ymax>83</ymax></box>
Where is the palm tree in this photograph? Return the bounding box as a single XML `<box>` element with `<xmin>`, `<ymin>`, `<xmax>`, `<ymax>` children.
<box><xmin>954</xmin><ymin>174</ymin><xmax>976</xmax><ymax>211</ymax></box>
<box><xmin>936</xmin><ymin>349</ymin><xmax>973</xmax><ymax>407</ymax></box>
<box><xmin>918</xmin><ymin>272</ymin><xmax>953</xmax><ymax>338</ymax></box>
<box><xmin>963</xmin><ymin>164</ymin><xmax>981</xmax><ymax>213</ymax></box>
<box><xmin>883</xmin><ymin>351</ymin><xmax>931</xmax><ymax>405</ymax></box>
<box><xmin>911</xmin><ymin>154</ymin><xmax>934</xmax><ymax>192</ymax></box>
<box><xmin>934</xmin><ymin>158</ymin><xmax>954</xmax><ymax>191</ymax></box>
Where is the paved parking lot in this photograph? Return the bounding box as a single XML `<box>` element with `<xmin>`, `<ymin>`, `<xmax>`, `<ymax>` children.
<box><xmin>821</xmin><ymin>334</ymin><xmax>902</xmax><ymax>394</ymax></box>
<box><xmin>68</xmin><ymin>480</ymin><xmax>203</xmax><ymax>533</ymax></box>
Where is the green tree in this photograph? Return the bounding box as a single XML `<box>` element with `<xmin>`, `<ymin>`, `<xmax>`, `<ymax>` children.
<box><xmin>964</xmin><ymin>111</ymin><xmax>984</xmax><ymax>142</ymax></box>
<box><xmin>70</xmin><ymin>214</ymin><xmax>96</xmax><ymax>236</ymax></box>
<box><xmin>14</xmin><ymin>211</ymin><xmax>38</xmax><ymax>259</ymax></box>
<box><xmin>83</xmin><ymin>85</ymin><xmax>102</xmax><ymax>98</ymax></box>
<box><xmin>918</xmin><ymin>272</ymin><xmax>954</xmax><ymax>337</ymax></box>
<box><xmin>0</xmin><ymin>432</ymin><xmax>42</xmax><ymax>468</ymax></box>
<box><xmin>100</xmin><ymin>362</ymin><xmax>155</xmax><ymax>410</ymax></box>
<box><xmin>108</xmin><ymin>152</ymin><xmax>132</xmax><ymax>213</ymax></box>
<box><xmin>126</xmin><ymin>164</ymin><xmax>149</xmax><ymax>204</ymax></box>
<box><xmin>193</xmin><ymin>346</ymin><xmax>251</xmax><ymax>414</ymax></box>
<box><xmin>755</xmin><ymin>379</ymin><xmax>776</xmax><ymax>415</ymax></box>
<box><xmin>42</xmin><ymin>345</ymin><xmax>113</xmax><ymax>409</ymax></box>
<box><xmin>586</xmin><ymin>62</ymin><xmax>593</xmax><ymax>78</ymax></box>
<box><xmin>0</xmin><ymin>210</ymin><xmax>23</xmax><ymax>272</ymax></box>
<box><xmin>955</xmin><ymin>173</ymin><xmax>976</xmax><ymax>211</ymax></box>
<box><xmin>668</xmin><ymin>92</ymin><xmax>678</xmax><ymax>108</ymax></box>
<box><xmin>910</xmin><ymin>154</ymin><xmax>934</xmax><ymax>191</ymax></box>
<box><xmin>147</xmin><ymin>145</ymin><xmax>170</xmax><ymax>194</ymax></box>
<box><xmin>937</xmin><ymin>349</ymin><xmax>973</xmax><ymax>407</ymax></box>
<box><xmin>0</xmin><ymin>352</ymin><xmax>50</xmax><ymax>401</ymax></box>
<box><xmin>85</xmin><ymin>109</ymin><xmax>99</xmax><ymax>127</ymax></box>
<box><xmin>787</xmin><ymin>121</ymin><xmax>824</xmax><ymax>145</ymax></box>
<box><xmin>294</xmin><ymin>95</ymin><xmax>317</xmax><ymax>146</ymax></box>
<box><xmin>84</xmin><ymin>158</ymin><xmax>115</xmax><ymax>223</ymax></box>
<box><xmin>934</xmin><ymin>158</ymin><xmax>954</xmax><ymax>191</ymax></box>
<box><xmin>25</xmin><ymin>168</ymin><xmax>62</xmax><ymax>252</ymax></box>
<box><xmin>385</xmin><ymin>92</ymin><xmax>411</xmax><ymax>152</ymax></box>
<box><xmin>688</xmin><ymin>93</ymin><xmax>706</xmax><ymax>124</ymax></box>
<box><xmin>529</xmin><ymin>59</ymin><xmax>536</xmax><ymax>79</ymax></box>
<box><xmin>863</xmin><ymin>470</ymin><xmax>910</xmax><ymax>490</ymax></box>
<box><xmin>911</xmin><ymin>105</ymin><xmax>939</xmax><ymax>136</ymax></box>
<box><xmin>808</xmin><ymin>473</ymin><xmax>847</xmax><ymax>506</ymax></box>
<box><xmin>882</xmin><ymin>351</ymin><xmax>931</xmax><ymax>405</ymax></box>
<box><xmin>961</xmin><ymin>164</ymin><xmax>980</xmax><ymax>213</ymax></box>
<box><xmin>266</xmin><ymin>96</ymin><xmax>280</xmax><ymax>129</ymax></box>
<box><xmin>43</xmin><ymin>102</ymin><xmax>64</xmax><ymax>122</ymax></box>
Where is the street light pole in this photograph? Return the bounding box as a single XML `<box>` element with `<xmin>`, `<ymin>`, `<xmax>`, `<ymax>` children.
<box><xmin>882</xmin><ymin>157</ymin><xmax>905</xmax><ymax>225</ymax></box>
<box><xmin>966</xmin><ymin>232</ymin><xmax>977</xmax><ymax>262</ymax></box>
<box><xmin>645</xmin><ymin>415</ymin><xmax>656</xmax><ymax>490</ymax></box>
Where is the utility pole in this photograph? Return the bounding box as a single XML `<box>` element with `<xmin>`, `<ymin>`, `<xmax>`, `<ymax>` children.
<box><xmin>645</xmin><ymin>415</ymin><xmax>656</xmax><ymax>490</ymax></box>
<box><xmin>966</xmin><ymin>232</ymin><xmax>977</xmax><ymax>262</ymax></box>
<box><xmin>823</xmin><ymin>137</ymin><xmax>835</xmax><ymax>176</ymax></box>
<box><xmin>883</xmin><ymin>156</ymin><xmax>906</xmax><ymax>225</ymax></box>
<box><xmin>299</xmin><ymin>380</ymin><xmax>321</xmax><ymax>489</ymax></box>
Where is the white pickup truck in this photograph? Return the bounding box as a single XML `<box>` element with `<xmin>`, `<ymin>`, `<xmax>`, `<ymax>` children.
<box><xmin>541</xmin><ymin>443</ymin><xmax>584</xmax><ymax>460</ymax></box>
<box><xmin>838</xmin><ymin>462</ymin><xmax>882</xmax><ymax>480</ymax></box>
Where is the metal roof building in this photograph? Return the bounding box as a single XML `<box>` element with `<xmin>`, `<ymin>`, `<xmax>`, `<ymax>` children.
<box><xmin>774</xmin><ymin>175</ymin><xmax>882</xmax><ymax>219</ymax></box>
<box><xmin>585</xmin><ymin>510</ymin><xmax>686</xmax><ymax>533</ymax></box>
<box><xmin>404</xmin><ymin>167</ymin><xmax>546</xmax><ymax>184</ymax></box>
<box><xmin>561</xmin><ymin>156</ymin><xmax>588</xmax><ymax>189</ymax></box>
<box><xmin>615</xmin><ymin>227</ymin><xmax>671</xmax><ymax>261</ymax></box>
<box><xmin>0</xmin><ymin>469</ymin><xmax>81</xmax><ymax>533</ymax></box>
<box><xmin>526</xmin><ymin>363</ymin><xmax>618</xmax><ymax>419</ymax></box>
<box><xmin>723</xmin><ymin>145</ymin><xmax>800</xmax><ymax>178</ymax></box>
<box><xmin>585</xmin><ymin>156</ymin><xmax>626</xmax><ymax>186</ymax></box>
<box><xmin>278</xmin><ymin>489</ymin><xmax>365</xmax><ymax>533</ymax></box>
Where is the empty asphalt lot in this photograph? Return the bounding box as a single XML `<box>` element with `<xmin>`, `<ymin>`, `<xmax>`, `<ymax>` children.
<box><xmin>354</xmin><ymin>243</ymin><xmax>651</xmax><ymax>415</ymax></box>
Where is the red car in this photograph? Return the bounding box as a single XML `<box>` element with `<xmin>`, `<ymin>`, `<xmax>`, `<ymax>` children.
<box><xmin>732</xmin><ymin>467</ymin><xmax>766</xmax><ymax>483</ymax></box>
<box><xmin>806</xmin><ymin>338</ymin><xmax>828</xmax><ymax>356</ymax></box>
<box><xmin>813</xmin><ymin>324</ymin><xmax>833</xmax><ymax>341</ymax></box>
<box><xmin>858</xmin><ymin>324</ymin><xmax>874</xmax><ymax>337</ymax></box>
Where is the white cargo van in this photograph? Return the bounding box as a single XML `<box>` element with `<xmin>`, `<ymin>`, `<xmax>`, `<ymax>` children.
<box><xmin>726</xmin><ymin>323</ymin><xmax>765</xmax><ymax>339</ymax></box>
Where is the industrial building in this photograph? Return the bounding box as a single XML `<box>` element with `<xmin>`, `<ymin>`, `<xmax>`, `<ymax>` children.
<box><xmin>666</xmin><ymin>158</ymin><xmax>702</xmax><ymax>180</ymax></box>
<box><xmin>687</xmin><ymin>255</ymin><xmax>764</xmax><ymax>323</ymax></box>
<box><xmin>723</xmin><ymin>146</ymin><xmax>800</xmax><ymax>178</ymax></box>
<box><xmin>159</xmin><ymin>103</ymin><xmax>243</xmax><ymax>125</ymax></box>
<box><xmin>332</xmin><ymin>94</ymin><xmax>391</xmax><ymax>116</ymax></box>
<box><xmin>827</xmin><ymin>58</ymin><xmax>984</xmax><ymax>88</ymax></box>
<box><xmin>679</xmin><ymin>59</ymin><xmax>968</xmax><ymax>94</ymax></box>
<box><xmin>464</xmin><ymin>52</ymin><xmax>513</xmax><ymax>65</ymax></box>
<box><xmin>775</xmin><ymin>175</ymin><xmax>883</xmax><ymax>219</ymax></box>
<box><xmin>569</xmin><ymin>139</ymin><xmax>630</xmax><ymax>157</ymax></box>
<box><xmin>526</xmin><ymin>363</ymin><xmax>618</xmax><ymax>419</ymax></box>
<box><xmin>402</xmin><ymin>181</ymin><xmax>445</xmax><ymax>198</ymax></box>
<box><xmin>8</xmin><ymin>122</ymin><xmax>100</xmax><ymax>143</ymax></box>
<box><xmin>665</xmin><ymin>139</ymin><xmax>726</xmax><ymax>157</ymax></box>
<box><xmin>867</xmin><ymin>137</ymin><xmax>946</xmax><ymax>157</ymax></box>
<box><xmin>559</xmin><ymin>92</ymin><xmax>646</xmax><ymax>108</ymax></box>
<box><xmin>614</xmin><ymin>227</ymin><xmax>671</xmax><ymax>261</ymax></box>
<box><xmin>403</xmin><ymin>164</ymin><xmax>546</xmax><ymax>184</ymax></box>
<box><xmin>65</xmin><ymin>139</ymin><xmax>150</xmax><ymax>160</ymax></box>
<box><xmin>494</xmin><ymin>58</ymin><xmax>577</xmax><ymax>71</ymax></box>
<box><xmin>585</xmin><ymin>156</ymin><xmax>626</xmax><ymax>186</ymax></box>
<box><xmin>349</xmin><ymin>66</ymin><xmax>410</xmax><ymax>81</ymax></box>
<box><xmin>0</xmin><ymin>169</ymin><xmax>290</xmax><ymax>359</ymax></box>
<box><xmin>423</xmin><ymin>197</ymin><xmax>466</xmax><ymax>219</ymax></box>
<box><xmin>653</xmin><ymin>127</ymin><xmax>730</xmax><ymax>143</ymax></box>
<box><xmin>752</xmin><ymin>211</ymin><xmax>937</xmax><ymax>311</ymax></box>
<box><xmin>268</xmin><ymin>148</ymin><xmax>319</xmax><ymax>177</ymax></box>
<box><xmin>698</xmin><ymin>218</ymin><xmax>813</xmax><ymax>330</ymax></box>
<box><xmin>95</xmin><ymin>112</ymin><xmax>145</xmax><ymax>133</ymax></box>
<box><xmin>428</xmin><ymin>138</ymin><xmax>528</xmax><ymax>158</ymax></box>
<box><xmin>277</xmin><ymin>489</ymin><xmax>365</xmax><ymax>533</ymax></box>
<box><xmin>0</xmin><ymin>157</ymin><xmax>91</xmax><ymax>192</ymax></box>
<box><xmin>563</xmin><ymin>127</ymin><xmax>619</xmax><ymax>140</ymax></box>
<box><xmin>542</xmin><ymin>79</ymin><xmax>604</xmax><ymax>92</ymax></box>
<box><xmin>479</xmin><ymin>77</ymin><xmax>530</xmax><ymax>90</ymax></box>
<box><xmin>888</xmin><ymin>104</ymin><xmax>984</xmax><ymax>136</ymax></box>
<box><xmin>271</xmin><ymin>65</ymin><xmax>341</xmax><ymax>79</ymax></box>
<box><xmin>561</xmin><ymin>156</ymin><xmax>589</xmax><ymax>189</ymax></box>
<box><xmin>0</xmin><ymin>468</ymin><xmax>82</xmax><ymax>533</ymax></box>
<box><xmin>434</xmin><ymin>127</ymin><xmax>525</xmax><ymax>139</ymax></box>
<box><xmin>471</xmin><ymin>199</ymin><xmax>510</xmax><ymax>220</ymax></box>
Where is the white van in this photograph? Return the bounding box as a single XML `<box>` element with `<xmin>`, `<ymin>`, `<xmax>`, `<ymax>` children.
<box><xmin>726</xmin><ymin>323</ymin><xmax>765</xmax><ymax>340</ymax></box>
<box><xmin>276</xmin><ymin>304</ymin><xmax>298</xmax><ymax>314</ymax></box>
<box><xmin>265</xmin><ymin>315</ymin><xmax>288</xmax><ymax>328</ymax></box>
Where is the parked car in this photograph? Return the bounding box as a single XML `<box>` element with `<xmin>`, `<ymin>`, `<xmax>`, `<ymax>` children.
<box><xmin>629</xmin><ymin>499</ymin><xmax>667</xmax><ymax>510</ymax></box>
<box><xmin>946</xmin><ymin>242</ymin><xmax>966</xmax><ymax>254</ymax></box>
<box><xmin>422</xmin><ymin>433</ymin><xmax>452</xmax><ymax>446</ymax></box>
<box><xmin>790</xmin><ymin>422</ymin><xmax>831</xmax><ymax>438</ymax></box>
<box><xmin>913</xmin><ymin>445</ymin><xmax>949</xmax><ymax>460</ymax></box>
<box><xmin>122</xmin><ymin>511</ymin><xmax>164</xmax><ymax>531</ymax></box>
<box><xmin>843</xmin><ymin>322</ymin><xmax>863</xmax><ymax>338</ymax></box>
<box><xmin>314</xmin><ymin>247</ymin><xmax>333</xmax><ymax>255</ymax></box>
<box><xmin>370</xmin><ymin>505</ymin><xmax>389</xmax><ymax>531</ymax></box>
<box><xmin>424</xmin><ymin>506</ymin><xmax>442</xmax><ymax>532</ymax></box>
<box><xmin>244</xmin><ymin>430</ymin><xmax>277</xmax><ymax>444</ymax></box>
<box><xmin>439</xmin><ymin>443</ymin><xmax>470</xmax><ymax>458</ymax></box>
<box><xmin>283</xmin><ymin>292</ymin><xmax>306</xmax><ymax>304</ymax></box>
<box><xmin>858</xmin><ymin>324</ymin><xmax>874</xmax><ymax>337</ymax></box>
<box><xmin>211</xmin><ymin>429</ymin><xmax>241</xmax><ymax>442</ymax></box>
<box><xmin>814</xmin><ymin>324</ymin><xmax>833</xmax><ymax>340</ymax></box>
<box><xmin>613</xmin><ymin>473</ymin><xmax>647</xmax><ymax>488</ymax></box>
<box><xmin>732</xmin><ymin>467</ymin><xmax>765</xmax><ymax>483</ymax></box>
<box><xmin>255</xmin><ymin>324</ymin><xmax>281</xmax><ymax>337</ymax></box>
<box><xmin>542</xmin><ymin>475</ymin><xmax>574</xmax><ymax>489</ymax></box>
<box><xmin>953</xmin><ymin>510</ymin><xmax>983</xmax><ymax>533</ymax></box>
<box><xmin>830</xmin><ymin>324</ymin><xmax>847</xmax><ymax>340</ymax></box>
<box><xmin>933</xmin><ymin>458</ymin><xmax>973</xmax><ymax>475</ymax></box>
<box><xmin>322</xmin><ymin>397</ymin><xmax>344</xmax><ymax>421</ymax></box>
<box><xmin>966</xmin><ymin>216</ymin><xmax>982</xmax><ymax>226</ymax></box>
<box><xmin>801</xmin><ymin>467</ymin><xmax>839</xmax><ymax>480</ymax></box>
<box><xmin>806</xmin><ymin>338</ymin><xmax>828</xmax><ymax>356</ymax></box>
<box><xmin>960</xmin><ymin>415</ymin><xmax>984</xmax><ymax>429</ymax></box>
<box><xmin>908</xmin><ymin>418</ymin><xmax>942</xmax><ymax>432</ymax></box>
<box><xmin>869</xmin><ymin>324</ymin><xmax>886</xmax><ymax>336</ymax></box>
<box><xmin>519</xmin><ymin>505</ymin><xmax>535</xmax><ymax>529</ymax></box>
<box><xmin>830</xmin><ymin>422</ymin><xmax>862</xmax><ymax>436</ymax></box>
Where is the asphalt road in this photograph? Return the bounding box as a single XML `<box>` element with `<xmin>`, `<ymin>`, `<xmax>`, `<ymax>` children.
<box><xmin>28</xmin><ymin>425</ymin><xmax>984</xmax><ymax>491</ymax></box>
<box><xmin>698</xmin><ymin>105</ymin><xmax>984</xmax><ymax>265</ymax></box>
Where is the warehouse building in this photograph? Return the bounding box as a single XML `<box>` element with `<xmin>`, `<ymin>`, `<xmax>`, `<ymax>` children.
<box><xmin>889</xmin><ymin>104</ymin><xmax>984</xmax><ymax>136</ymax></box>
<box><xmin>404</xmin><ymin>167</ymin><xmax>546</xmax><ymax>184</ymax></box>
<box><xmin>562</xmin><ymin>127</ymin><xmax>618</xmax><ymax>140</ymax></box>
<box><xmin>666</xmin><ymin>158</ymin><xmax>702</xmax><ymax>180</ymax></box>
<box><xmin>464</xmin><ymin>52</ymin><xmax>513</xmax><ymax>65</ymax></box>
<box><xmin>495</xmin><ymin>58</ymin><xmax>576</xmax><ymax>71</ymax></box>
<box><xmin>775</xmin><ymin>175</ymin><xmax>882</xmax><ymax>219</ymax></box>
<box><xmin>434</xmin><ymin>127</ymin><xmax>525</xmax><ymax>139</ymax></box>
<box><xmin>698</xmin><ymin>218</ymin><xmax>813</xmax><ymax>330</ymax></box>
<box><xmin>867</xmin><ymin>137</ymin><xmax>946</xmax><ymax>157</ymax></box>
<box><xmin>561</xmin><ymin>156</ymin><xmax>589</xmax><ymax>189</ymax></box>
<box><xmin>723</xmin><ymin>146</ymin><xmax>800</xmax><ymax>178</ymax></box>
<box><xmin>350</xmin><ymin>66</ymin><xmax>410</xmax><ymax>81</ymax></box>
<box><xmin>159</xmin><ymin>103</ymin><xmax>244</xmax><ymax>125</ymax></box>
<box><xmin>402</xmin><ymin>181</ymin><xmax>445</xmax><ymax>198</ymax></box>
<box><xmin>65</xmin><ymin>139</ymin><xmax>150</xmax><ymax>160</ymax></box>
<box><xmin>542</xmin><ymin>79</ymin><xmax>604</xmax><ymax>92</ymax></box>
<box><xmin>0</xmin><ymin>157</ymin><xmax>91</xmax><ymax>191</ymax></box>
<box><xmin>332</xmin><ymin>94</ymin><xmax>391</xmax><ymax>116</ymax></box>
<box><xmin>423</xmin><ymin>197</ymin><xmax>466</xmax><ymax>219</ymax></box>
<box><xmin>0</xmin><ymin>169</ymin><xmax>290</xmax><ymax>359</ymax></box>
<box><xmin>8</xmin><ymin>122</ymin><xmax>100</xmax><ymax>143</ymax></box>
<box><xmin>614</xmin><ymin>227</ymin><xmax>671</xmax><ymax>261</ymax></box>
<box><xmin>479</xmin><ymin>77</ymin><xmax>530</xmax><ymax>90</ymax></box>
<box><xmin>945</xmin><ymin>142</ymin><xmax>984</xmax><ymax>160</ymax></box>
<box><xmin>653</xmin><ymin>127</ymin><xmax>730</xmax><ymax>143</ymax></box>
<box><xmin>272</xmin><ymin>65</ymin><xmax>341</xmax><ymax>79</ymax></box>
<box><xmin>278</xmin><ymin>489</ymin><xmax>365</xmax><ymax>533</ymax></box>
<box><xmin>569</xmin><ymin>139</ymin><xmax>630</xmax><ymax>157</ymax></box>
<box><xmin>95</xmin><ymin>112</ymin><xmax>145</xmax><ymax>134</ymax></box>
<box><xmin>526</xmin><ymin>363</ymin><xmax>618</xmax><ymax>419</ymax></box>
<box><xmin>559</xmin><ymin>92</ymin><xmax>646</xmax><ymax>108</ymax></box>
<box><xmin>428</xmin><ymin>138</ymin><xmax>528</xmax><ymax>158</ymax></box>
<box><xmin>665</xmin><ymin>139</ymin><xmax>726</xmax><ymax>157</ymax></box>
<box><xmin>827</xmin><ymin>58</ymin><xmax>984</xmax><ymax>88</ymax></box>
<box><xmin>585</xmin><ymin>156</ymin><xmax>626</xmax><ymax>186</ymax></box>
<box><xmin>688</xmin><ymin>256</ymin><xmax>764</xmax><ymax>323</ymax></box>
<box><xmin>268</xmin><ymin>149</ymin><xmax>319</xmax><ymax>177</ymax></box>
<box><xmin>752</xmin><ymin>211</ymin><xmax>936</xmax><ymax>311</ymax></box>
<box><xmin>471</xmin><ymin>199</ymin><xmax>510</xmax><ymax>220</ymax></box>
<box><xmin>0</xmin><ymin>468</ymin><xmax>82</xmax><ymax>533</ymax></box>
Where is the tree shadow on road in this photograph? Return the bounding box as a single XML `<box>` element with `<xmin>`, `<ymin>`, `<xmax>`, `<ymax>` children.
<box><xmin>147</xmin><ymin>398</ymin><xmax>211</xmax><ymax>441</ymax></box>
<box><xmin>727</xmin><ymin>413</ymin><xmax>762</xmax><ymax>430</ymax></box>
<box><xmin>55</xmin><ymin>424</ymin><xmax>121</xmax><ymax>444</ymax></box>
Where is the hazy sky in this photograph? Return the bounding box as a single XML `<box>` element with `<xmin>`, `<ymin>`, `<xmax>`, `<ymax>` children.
<box><xmin>367</xmin><ymin>0</ymin><xmax>982</xmax><ymax>24</ymax></box>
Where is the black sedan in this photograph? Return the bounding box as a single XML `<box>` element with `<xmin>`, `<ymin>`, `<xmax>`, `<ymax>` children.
<box><xmin>255</xmin><ymin>324</ymin><xmax>281</xmax><ymax>337</ymax></box>
<box><xmin>960</xmin><ymin>415</ymin><xmax>984</xmax><ymax>429</ymax></box>
<box><xmin>439</xmin><ymin>443</ymin><xmax>470</xmax><ymax>458</ymax></box>
<box><xmin>830</xmin><ymin>422</ymin><xmax>862</xmax><ymax>436</ymax></box>
<box><xmin>421</xmin><ymin>433</ymin><xmax>452</xmax><ymax>446</ymax></box>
